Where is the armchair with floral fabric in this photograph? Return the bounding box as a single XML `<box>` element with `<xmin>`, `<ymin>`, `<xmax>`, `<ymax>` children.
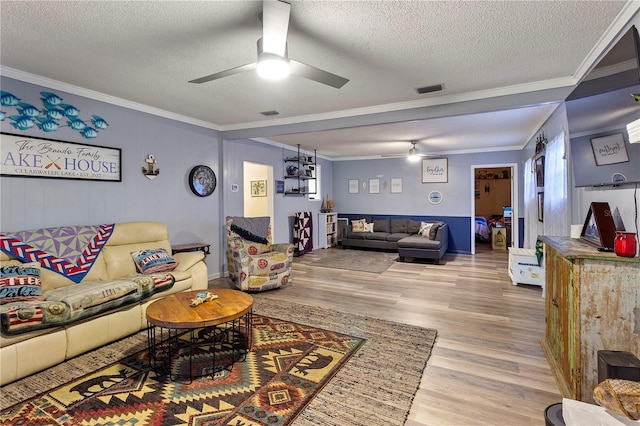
<box><xmin>225</xmin><ymin>216</ymin><xmax>294</xmax><ymax>292</ymax></box>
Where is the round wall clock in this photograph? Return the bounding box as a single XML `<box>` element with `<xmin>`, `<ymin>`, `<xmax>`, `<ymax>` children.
<box><xmin>189</xmin><ymin>165</ymin><xmax>216</xmax><ymax>197</ymax></box>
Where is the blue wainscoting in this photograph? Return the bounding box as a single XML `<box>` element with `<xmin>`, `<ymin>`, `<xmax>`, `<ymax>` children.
<box><xmin>339</xmin><ymin>214</ymin><xmax>472</xmax><ymax>254</ymax></box>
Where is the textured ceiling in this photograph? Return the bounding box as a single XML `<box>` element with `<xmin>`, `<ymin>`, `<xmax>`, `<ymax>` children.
<box><xmin>1</xmin><ymin>1</ymin><xmax>638</xmax><ymax>158</ymax></box>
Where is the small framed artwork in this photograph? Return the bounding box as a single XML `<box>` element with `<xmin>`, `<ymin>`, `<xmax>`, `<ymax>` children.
<box><xmin>276</xmin><ymin>180</ymin><xmax>284</xmax><ymax>194</ymax></box>
<box><xmin>422</xmin><ymin>158</ymin><xmax>448</xmax><ymax>183</ymax></box>
<box><xmin>590</xmin><ymin>133</ymin><xmax>629</xmax><ymax>166</ymax></box>
<box><xmin>535</xmin><ymin>156</ymin><xmax>545</xmax><ymax>187</ymax></box>
<box><xmin>251</xmin><ymin>179</ymin><xmax>267</xmax><ymax>197</ymax></box>
<box><xmin>348</xmin><ymin>179</ymin><xmax>359</xmax><ymax>194</ymax></box>
<box><xmin>390</xmin><ymin>177</ymin><xmax>403</xmax><ymax>193</ymax></box>
<box><xmin>369</xmin><ymin>178</ymin><xmax>380</xmax><ymax>193</ymax></box>
<box><xmin>537</xmin><ymin>192</ymin><xmax>544</xmax><ymax>222</ymax></box>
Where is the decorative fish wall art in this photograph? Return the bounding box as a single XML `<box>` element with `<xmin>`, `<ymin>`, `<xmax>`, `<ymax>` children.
<box><xmin>0</xmin><ymin>90</ymin><xmax>108</xmax><ymax>139</ymax></box>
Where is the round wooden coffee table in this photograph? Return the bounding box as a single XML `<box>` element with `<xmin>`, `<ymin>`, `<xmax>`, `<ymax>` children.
<box><xmin>146</xmin><ymin>289</ymin><xmax>253</xmax><ymax>381</ymax></box>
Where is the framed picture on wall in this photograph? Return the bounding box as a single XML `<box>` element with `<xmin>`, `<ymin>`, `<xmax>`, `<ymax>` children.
<box><xmin>251</xmin><ymin>179</ymin><xmax>267</xmax><ymax>197</ymax></box>
<box><xmin>590</xmin><ymin>133</ymin><xmax>629</xmax><ymax>166</ymax></box>
<box><xmin>422</xmin><ymin>158</ymin><xmax>448</xmax><ymax>183</ymax></box>
<box><xmin>348</xmin><ymin>179</ymin><xmax>359</xmax><ymax>193</ymax></box>
<box><xmin>535</xmin><ymin>155</ymin><xmax>545</xmax><ymax>187</ymax></box>
<box><xmin>537</xmin><ymin>192</ymin><xmax>544</xmax><ymax>222</ymax></box>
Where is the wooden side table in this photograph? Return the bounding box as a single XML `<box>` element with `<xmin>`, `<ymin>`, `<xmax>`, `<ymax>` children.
<box><xmin>146</xmin><ymin>289</ymin><xmax>253</xmax><ymax>381</ymax></box>
<box><xmin>171</xmin><ymin>242</ymin><xmax>211</xmax><ymax>255</ymax></box>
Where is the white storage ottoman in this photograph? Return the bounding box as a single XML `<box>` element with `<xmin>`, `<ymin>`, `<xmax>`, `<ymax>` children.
<box><xmin>508</xmin><ymin>248</ymin><xmax>544</xmax><ymax>294</ymax></box>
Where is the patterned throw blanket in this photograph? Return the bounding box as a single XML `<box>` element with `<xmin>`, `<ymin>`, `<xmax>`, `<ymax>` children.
<box><xmin>0</xmin><ymin>224</ymin><xmax>115</xmax><ymax>283</ymax></box>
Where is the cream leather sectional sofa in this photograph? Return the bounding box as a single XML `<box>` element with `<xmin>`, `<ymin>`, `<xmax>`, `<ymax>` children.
<box><xmin>0</xmin><ymin>221</ymin><xmax>208</xmax><ymax>385</ymax></box>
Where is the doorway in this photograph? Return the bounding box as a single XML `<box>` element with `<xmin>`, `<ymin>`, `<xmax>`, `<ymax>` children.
<box><xmin>470</xmin><ymin>163</ymin><xmax>518</xmax><ymax>254</ymax></box>
<box><xmin>243</xmin><ymin>161</ymin><xmax>274</xmax><ymax>233</ymax></box>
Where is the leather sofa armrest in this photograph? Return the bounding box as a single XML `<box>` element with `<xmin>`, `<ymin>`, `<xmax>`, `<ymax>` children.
<box><xmin>172</xmin><ymin>251</ymin><xmax>205</xmax><ymax>271</ymax></box>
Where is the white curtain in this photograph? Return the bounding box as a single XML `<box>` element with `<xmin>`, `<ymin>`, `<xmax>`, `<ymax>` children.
<box><xmin>523</xmin><ymin>157</ymin><xmax>539</xmax><ymax>248</ymax></box>
<box><xmin>544</xmin><ymin>133</ymin><xmax>569</xmax><ymax>237</ymax></box>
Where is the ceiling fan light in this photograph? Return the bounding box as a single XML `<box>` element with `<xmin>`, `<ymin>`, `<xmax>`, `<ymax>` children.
<box><xmin>257</xmin><ymin>51</ymin><xmax>290</xmax><ymax>80</ymax></box>
<box><xmin>408</xmin><ymin>147</ymin><xmax>421</xmax><ymax>162</ymax></box>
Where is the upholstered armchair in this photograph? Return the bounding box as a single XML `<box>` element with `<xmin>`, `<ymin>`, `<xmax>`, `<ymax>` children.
<box><xmin>226</xmin><ymin>216</ymin><xmax>294</xmax><ymax>292</ymax></box>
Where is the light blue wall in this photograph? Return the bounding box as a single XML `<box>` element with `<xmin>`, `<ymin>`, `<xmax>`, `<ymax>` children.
<box><xmin>332</xmin><ymin>151</ymin><xmax>522</xmax><ymax>216</ymax></box>
<box><xmin>332</xmin><ymin>150</ymin><xmax>523</xmax><ymax>253</ymax></box>
<box><xmin>0</xmin><ymin>77</ymin><xmax>223</xmax><ymax>276</ymax></box>
<box><xmin>222</xmin><ymin>138</ymin><xmax>333</xmax><ymax>247</ymax></box>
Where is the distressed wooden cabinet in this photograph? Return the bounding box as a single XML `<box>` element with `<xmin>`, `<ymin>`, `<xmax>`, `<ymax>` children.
<box><xmin>540</xmin><ymin>236</ymin><xmax>640</xmax><ymax>402</ymax></box>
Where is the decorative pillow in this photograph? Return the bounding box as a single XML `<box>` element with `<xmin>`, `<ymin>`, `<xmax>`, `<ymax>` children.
<box><xmin>429</xmin><ymin>222</ymin><xmax>442</xmax><ymax>240</ymax></box>
<box><xmin>364</xmin><ymin>223</ymin><xmax>375</xmax><ymax>232</ymax></box>
<box><xmin>352</xmin><ymin>219</ymin><xmax>366</xmax><ymax>232</ymax></box>
<box><xmin>131</xmin><ymin>248</ymin><xmax>177</xmax><ymax>274</ymax></box>
<box><xmin>420</xmin><ymin>222</ymin><xmax>434</xmax><ymax>239</ymax></box>
<box><xmin>0</xmin><ymin>262</ymin><xmax>44</xmax><ymax>304</ymax></box>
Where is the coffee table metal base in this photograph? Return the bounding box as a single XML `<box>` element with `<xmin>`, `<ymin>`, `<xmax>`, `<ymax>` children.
<box><xmin>147</xmin><ymin>310</ymin><xmax>252</xmax><ymax>382</ymax></box>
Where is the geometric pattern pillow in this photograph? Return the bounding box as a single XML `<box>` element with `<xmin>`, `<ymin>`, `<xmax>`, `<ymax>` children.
<box><xmin>131</xmin><ymin>248</ymin><xmax>177</xmax><ymax>274</ymax></box>
<box><xmin>0</xmin><ymin>262</ymin><xmax>45</xmax><ymax>305</ymax></box>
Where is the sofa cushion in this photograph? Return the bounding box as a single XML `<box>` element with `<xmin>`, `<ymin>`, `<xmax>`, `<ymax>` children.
<box><xmin>390</xmin><ymin>219</ymin><xmax>408</xmax><ymax>234</ymax></box>
<box><xmin>0</xmin><ymin>263</ymin><xmax>44</xmax><ymax>305</ymax></box>
<box><xmin>386</xmin><ymin>233</ymin><xmax>411</xmax><ymax>242</ymax></box>
<box><xmin>397</xmin><ymin>236</ymin><xmax>442</xmax><ymax>250</ymax></box>
<box><xmin>44</xmin><ymin>280</ymin><xmax>142</xmax><ymax>322</ymax></box>
<box><xmin>407</xmin><ymin>220</ymin><xmax>421</xmax><ymax>234</ymax></box>
<box><xmin>372</xmin><ymin>218</ymin><xmax>390</xmax><ymax>233</ymax></box>
<box><xmin>367</xmin><ymin>232</ymin><xmax>389</xmax><ymax>241</ymax></box>
<box><xmin>364</xmin><ymin>223</ymin><xmax>374</xmax><ymax>232</ymax></box>
<box><xmin>0</xmin><ymin>300</ymin><xmax>70</xmax><ymax>335</ymax></box>
<box><xmin>131</xmin><ymin>248</ymin><xmax>177</xmax><ymax>274</ymax></box>
<box><xmin>345</xmin><ymin>231</ymin><xmax>368</xmax><ymax>240</ymax></box>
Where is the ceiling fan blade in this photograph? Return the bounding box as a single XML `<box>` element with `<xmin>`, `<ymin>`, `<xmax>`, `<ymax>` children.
<box><xmin>189</xmin><ymin>63</ymin><xmax>257</xmax><ymax>84</ymax></box>
<box><xmin>289</xmin><ymin>60</ymin><xmax>349</xmax><ymax>89</ymax></box>
<box><xmin>262</xmin><ymin>0</ymin><xmax>290</xmax><ymax>56</ymax></box>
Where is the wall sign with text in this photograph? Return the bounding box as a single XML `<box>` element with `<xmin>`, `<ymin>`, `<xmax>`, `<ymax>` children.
<box><xmin>422</xmin><ymin>158</ymin><xmax>448</xmax><ymax>183</ymax></box>
<box><xmin>1</xmin><ymin>133</ymin><xmax>121</xmax><ymax>181</ymax></box>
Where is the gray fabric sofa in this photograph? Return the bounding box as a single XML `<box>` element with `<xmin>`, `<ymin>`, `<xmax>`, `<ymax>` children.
<box><xmin>341</xmin><ymin>217</ymin><xmax>448</xmax><ymax>264</ymax></box>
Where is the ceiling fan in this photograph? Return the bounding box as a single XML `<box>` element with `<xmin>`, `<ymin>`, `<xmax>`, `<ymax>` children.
<box><xmin>189</xmin><ymin>0</ymin><xmax>349</xmax><ymax>89</ymax></box>
<box><xmin>381</xmin><ymin>141</ymin><xmax>437</xmax><ymax>162</ymax></box>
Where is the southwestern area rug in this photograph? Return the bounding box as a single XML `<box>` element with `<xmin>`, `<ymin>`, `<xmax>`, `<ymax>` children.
<box><xmin>0</xmin><ymin>299</ymin><xmax>437</xmax><ymax>426</ymax></box>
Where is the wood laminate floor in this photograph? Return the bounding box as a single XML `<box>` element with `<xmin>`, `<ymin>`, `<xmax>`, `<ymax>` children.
<box><xmin>208</xmin><ymin>243</ymin><xmax>562</xmax><ymax>425</ymax></box>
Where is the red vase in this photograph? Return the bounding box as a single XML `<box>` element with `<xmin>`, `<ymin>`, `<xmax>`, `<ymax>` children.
<box><xmin>614</xmin><ymin>232</ymin><xmax>637</xmax><ymax>258</ymax></box>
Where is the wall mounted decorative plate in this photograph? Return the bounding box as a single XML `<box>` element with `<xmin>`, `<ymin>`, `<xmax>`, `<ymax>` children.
<box><xmin>428</xmin><ymin>191</ymin><xmax>443</xmax><ymax>204</ymax></box>
<box><xmin>189</xmin><ymin>165</ymin><xmax>216</xmax><ymax>197</ymax></box>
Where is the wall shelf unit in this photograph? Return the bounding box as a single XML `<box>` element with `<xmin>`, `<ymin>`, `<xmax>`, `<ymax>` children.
<box><xmin>284</xmin><ymin>144</ymin><xmax>317</xmax><ymax>196</ymax></box>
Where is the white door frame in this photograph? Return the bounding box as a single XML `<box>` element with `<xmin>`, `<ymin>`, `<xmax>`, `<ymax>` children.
<box><xmin>242</xmin><ymin>161</ymin><xmax>275</xmax><ymax>234</ymax></box>
<box><xmin>469</xmin><ymin>163</ymin><xmax>519</xmax><ymax>254</ymax></box>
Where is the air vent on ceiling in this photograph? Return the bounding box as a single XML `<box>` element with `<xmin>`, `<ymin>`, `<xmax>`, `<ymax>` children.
<box><xmin>260</xmin><ymin>110</ymin><xmax>280</xmax><ymax>116</ymax></box>
<box><xmin>416</xmin><ymin>84</ymin><xmax>444</xmax><ymax>95</ymax></box>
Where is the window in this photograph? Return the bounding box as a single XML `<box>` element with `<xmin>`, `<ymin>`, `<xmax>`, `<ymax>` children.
<box><xmin>308</xmin><ymin>164</ymin><xmax>321</xmax><ymax>200</ymax></box>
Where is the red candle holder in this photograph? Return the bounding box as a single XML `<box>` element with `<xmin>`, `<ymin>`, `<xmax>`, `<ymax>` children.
<box><xmin>614</xmin><ymin>232</ymin><xmax>637</xmax><ymax>258</ymax></box>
